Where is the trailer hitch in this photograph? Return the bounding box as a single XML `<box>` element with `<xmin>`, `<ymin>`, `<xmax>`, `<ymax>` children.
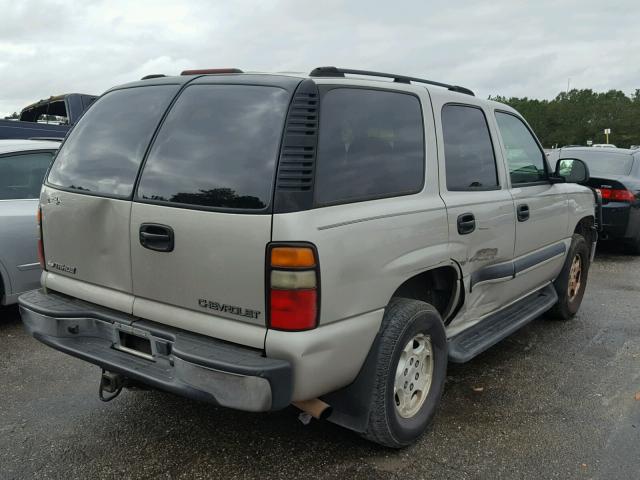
<box><xmin>98</xmin><ymin>370</ymin><xmax>124</xmax><ymax>402</ymax></box>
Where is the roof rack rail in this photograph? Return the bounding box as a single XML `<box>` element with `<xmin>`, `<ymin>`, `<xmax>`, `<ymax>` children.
<box><xmin>308</xmin><ymin>66</ymin><xmax>474</xmax><ymax>96</ymax></box>
<box><xmin>141</xmin><ymin>74</ymin><xmax>166</xmax><ymax>80</ymax></box>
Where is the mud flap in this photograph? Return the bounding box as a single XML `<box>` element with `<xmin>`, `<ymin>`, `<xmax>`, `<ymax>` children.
<box><xmin>320</xmin><ymin>329</ymin><xmax>384</xmax><ymax>433</ymax></box>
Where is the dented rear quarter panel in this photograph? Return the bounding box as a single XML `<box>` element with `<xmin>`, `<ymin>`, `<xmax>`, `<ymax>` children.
<box><xmin>270</xmin><ymin>194</ymin><xmax>449</xmax><ymax>326</ymax></box>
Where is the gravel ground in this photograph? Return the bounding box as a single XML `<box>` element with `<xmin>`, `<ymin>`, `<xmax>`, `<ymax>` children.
<box><xmin>1</xmin><ymin>244</ymin><xmax>638</xmax><ymax>479</ymax></box>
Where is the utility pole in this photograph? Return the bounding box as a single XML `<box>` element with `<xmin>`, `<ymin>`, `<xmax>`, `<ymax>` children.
<box><xmin>567</xmin><ymin>78</ymin><xmax>570</xmax><ymax>94</ymax></box>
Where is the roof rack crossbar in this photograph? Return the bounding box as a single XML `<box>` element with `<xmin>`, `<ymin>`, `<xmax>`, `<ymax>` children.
<box><xmin>308</xmin><ymin>66</ymin><xmax>474</xmax><ymax>96</ymax></box>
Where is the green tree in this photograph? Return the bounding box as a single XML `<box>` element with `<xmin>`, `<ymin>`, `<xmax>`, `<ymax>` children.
<box><xmin>490</xmin><ymin>89</ymin><xmax>639</xmax><ymax>148</ymax></box>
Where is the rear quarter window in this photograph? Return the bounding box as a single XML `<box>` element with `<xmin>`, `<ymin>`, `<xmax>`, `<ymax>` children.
<box><xmin>314</xmin><ymin>88</ymin><xmax>425</xmax><ymax>205</ymax></box>
<box><xmin>47</xmin><ymin>85</ymin><xmax>179</xmax><ymax>197</ymax></box>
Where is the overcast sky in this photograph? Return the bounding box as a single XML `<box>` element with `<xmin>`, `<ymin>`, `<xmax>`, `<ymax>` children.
<box><xmin>1</xmin><ymin>0</ymin><xmax>637</xmax><ymax>116</ymax></box>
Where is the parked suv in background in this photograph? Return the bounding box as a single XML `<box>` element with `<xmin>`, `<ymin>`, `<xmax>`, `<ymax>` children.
<box><xmin>19</xmin><ymin>67</ymin><xmax>597</xmax><ymax>447</ymax></box>
<box><xmin>0</xmin><ymin>139</ymin><xmax>59</xmax><ymax>306</ymax></box>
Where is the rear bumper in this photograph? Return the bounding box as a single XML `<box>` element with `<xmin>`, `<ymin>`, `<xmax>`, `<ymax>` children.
<box><xmin>600</xmin><ymin>203</ymin><xmax>633</xmax><ymax>239</ymax></box>
<box><xmin>19</xmin><ymin>289</ymin><xmax>293</xmax><ymax>412</ymax></box>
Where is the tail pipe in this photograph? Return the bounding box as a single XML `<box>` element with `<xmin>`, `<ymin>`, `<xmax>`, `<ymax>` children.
<box><xmin>292</xmin><ymin>398</ymin><xmax>332</xmax><ymax>420</ymax></box>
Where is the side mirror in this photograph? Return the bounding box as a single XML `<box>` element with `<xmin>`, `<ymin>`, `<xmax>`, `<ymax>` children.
<box><xmin>555</xmin><ymin>158</ymin><xmax>590</xmax><ymax>184</ymax></box>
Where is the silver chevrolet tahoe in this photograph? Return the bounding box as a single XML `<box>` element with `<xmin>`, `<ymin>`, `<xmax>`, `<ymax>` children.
<box><xmin>19</xmin><ymin>67</ymin><xmax>599</xmax><ymax>447</ymax></box>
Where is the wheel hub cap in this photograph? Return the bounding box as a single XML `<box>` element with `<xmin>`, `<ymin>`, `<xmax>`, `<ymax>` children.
<box><xmin>394</xmin><ymin>333</ymin><xmax>434</xmax><ymax>418</ymax></box>
<box><xmin>568</xmin><ymin>253</ymin><xmax>582</xmax><ymax>302</ymax></box>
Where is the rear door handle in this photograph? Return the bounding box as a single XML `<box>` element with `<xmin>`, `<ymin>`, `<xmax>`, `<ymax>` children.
<box><xmin>517</xmin><ymin>204</ymin><xmax>530</xmax><ymax>222</ymax></box>
<box><xmin>457</xmin><ymin>213</ymin><xmax>476</xmax><ymax>235</ymax></box>
<box><xmin>139</xmin><ymin>223</ymin><xmax>174</xmax><ymax>252</ymax></box>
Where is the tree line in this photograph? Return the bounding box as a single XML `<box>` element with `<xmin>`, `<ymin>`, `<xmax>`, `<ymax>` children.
<box><xmin>490</xmin><ymin>89</ymin><xmax>640</xmax><ymax>148</ymax></box>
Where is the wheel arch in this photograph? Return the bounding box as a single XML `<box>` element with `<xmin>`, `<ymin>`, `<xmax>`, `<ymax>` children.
<box><xmin>389</xmin><ymin>264</ymin><xmax>463</xmax><ymax>324</ymax></box>
<box><xmin>573</xmin><ymin>215</ymin><xmax>595</xmax><ymax>244</ymax></box>
<box><xmin>323</xmin><ymin>264</ymin><xmax>462</xmax><ymax>433</ymax></box>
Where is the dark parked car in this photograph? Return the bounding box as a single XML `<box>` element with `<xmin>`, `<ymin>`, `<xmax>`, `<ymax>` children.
<box><xmin>551</xmin><ymin>147</ymin><xmax>640</xmax><ymax>253</ymax></box>
<box><xmin>0</xmin><ymin>93</ymin><xmax>96</xmax><ymax>140</ymax></box>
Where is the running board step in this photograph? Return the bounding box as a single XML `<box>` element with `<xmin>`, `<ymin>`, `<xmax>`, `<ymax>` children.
<box><xmin>448</xmin><ymin>284</ymin><xmax>558</xmax><ymax>363</ymax></box>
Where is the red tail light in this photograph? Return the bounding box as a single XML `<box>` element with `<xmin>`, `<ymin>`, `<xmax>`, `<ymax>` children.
<box><xmin>36</xmin><ymin>207</ymin><xmax>45</xmax><ymax>269</ymax></box>
<box><xmin>599</xmin><ymin>188</ymin><xmax>636</xmax><ymax>203</ymax></box>
<box><xmin>270</xmin><ymin>289</ymin><xmax>318</xmax><ymax>330</ymax></box>
<box><xmin>267</xmin><ymin>244</ymin><xmax>319</xmax><ymax>331</ymax></box>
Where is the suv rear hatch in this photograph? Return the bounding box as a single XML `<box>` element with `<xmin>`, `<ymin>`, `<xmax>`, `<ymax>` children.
<box><xmin>41</xmin><ymin>74</ymin><xmax>301</xmax><ymax>347</ymax></box>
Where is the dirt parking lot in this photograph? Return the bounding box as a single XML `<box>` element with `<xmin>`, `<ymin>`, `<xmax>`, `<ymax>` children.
<box><xmin>1</xmin><ymin>245</ymin><xmax>639</xmax><ymax>480</ymax></box>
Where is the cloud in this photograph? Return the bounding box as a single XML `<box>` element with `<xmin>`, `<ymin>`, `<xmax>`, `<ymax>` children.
<box><xmin>1</xmin><ymin>0</ymin><xmax>638</xmax><ymax>116</ymax></box>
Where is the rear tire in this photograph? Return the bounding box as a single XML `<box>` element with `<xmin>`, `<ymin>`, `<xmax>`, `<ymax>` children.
<box><xmin>362</xmin><ymin>298</ymin><xmax>447</xmax><ymax>448</ymax></box>
<box><xmin>549</xmin><ymin>234</ymin><xmax>590</xmax><ymax>320</ymax></box>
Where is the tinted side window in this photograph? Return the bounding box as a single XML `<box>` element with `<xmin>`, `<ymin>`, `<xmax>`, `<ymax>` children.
<box><xmin>48</xmin><ymin>85</ymin><xmax>179</xmax><ymax>197</ymax></box>
<box><xmin>137</xmin><ymin>85</ymin><xmax>290</xmax><ymax>210</ymax></box>
<box><xmin>442</xmin><ymin>105</ymin><xmax>498</xmax><ymax>190</ymax></box>
<box><xmin>495</xmin><ymin>112</ymin><xmax>547</xmax><ymax>185</ymax></box>
<box><xmin>315</xmin><ymin>88</ymin><xmax>424</xmax><ymax>205</ymax></box>
<box><xmin>0</xmin><ymin>151</ymin><xmax>53</xmax><ymax>200</ymax></box>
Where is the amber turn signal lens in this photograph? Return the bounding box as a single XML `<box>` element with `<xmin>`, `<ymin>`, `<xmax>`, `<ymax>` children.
<box><xmin>270</xmin><ymin>247</ymin><xmax>316</xmax><ymax>268</ymax></box>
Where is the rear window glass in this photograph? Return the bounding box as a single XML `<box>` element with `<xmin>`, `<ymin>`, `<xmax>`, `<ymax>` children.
<box><xmin>47</xmin><ymin>85</ymin><xmax>179</xmax><ymax>197</ymax></box>
<box><xmin>315</xmin><ymin>88</ymin><xmax>424</xmax><ymax>205</ymax></box>
<box><xmin>0</xmin><ymin>151</ymin><xmax>54</xmax><ymax>200</ymax></box>
<box><xmin>572</xmin><ymin>153</ymin><xmax>634</xmax><ymax>176</ymax></box>
<box><xmin>137</xmin><ymin>84</ymin><xmax>290</xmax><ymax>210</ymax></box>
<box><xmin>20</xmin><ymin>101</ymin><xmax>68</xmax><ymax>124</ymax></box>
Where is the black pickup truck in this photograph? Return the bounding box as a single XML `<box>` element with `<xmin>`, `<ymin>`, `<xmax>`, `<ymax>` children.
<box><xmin>0</xmin><ymin>93</ymin><xmax>97</xmax><ymax>140</ymax></box>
